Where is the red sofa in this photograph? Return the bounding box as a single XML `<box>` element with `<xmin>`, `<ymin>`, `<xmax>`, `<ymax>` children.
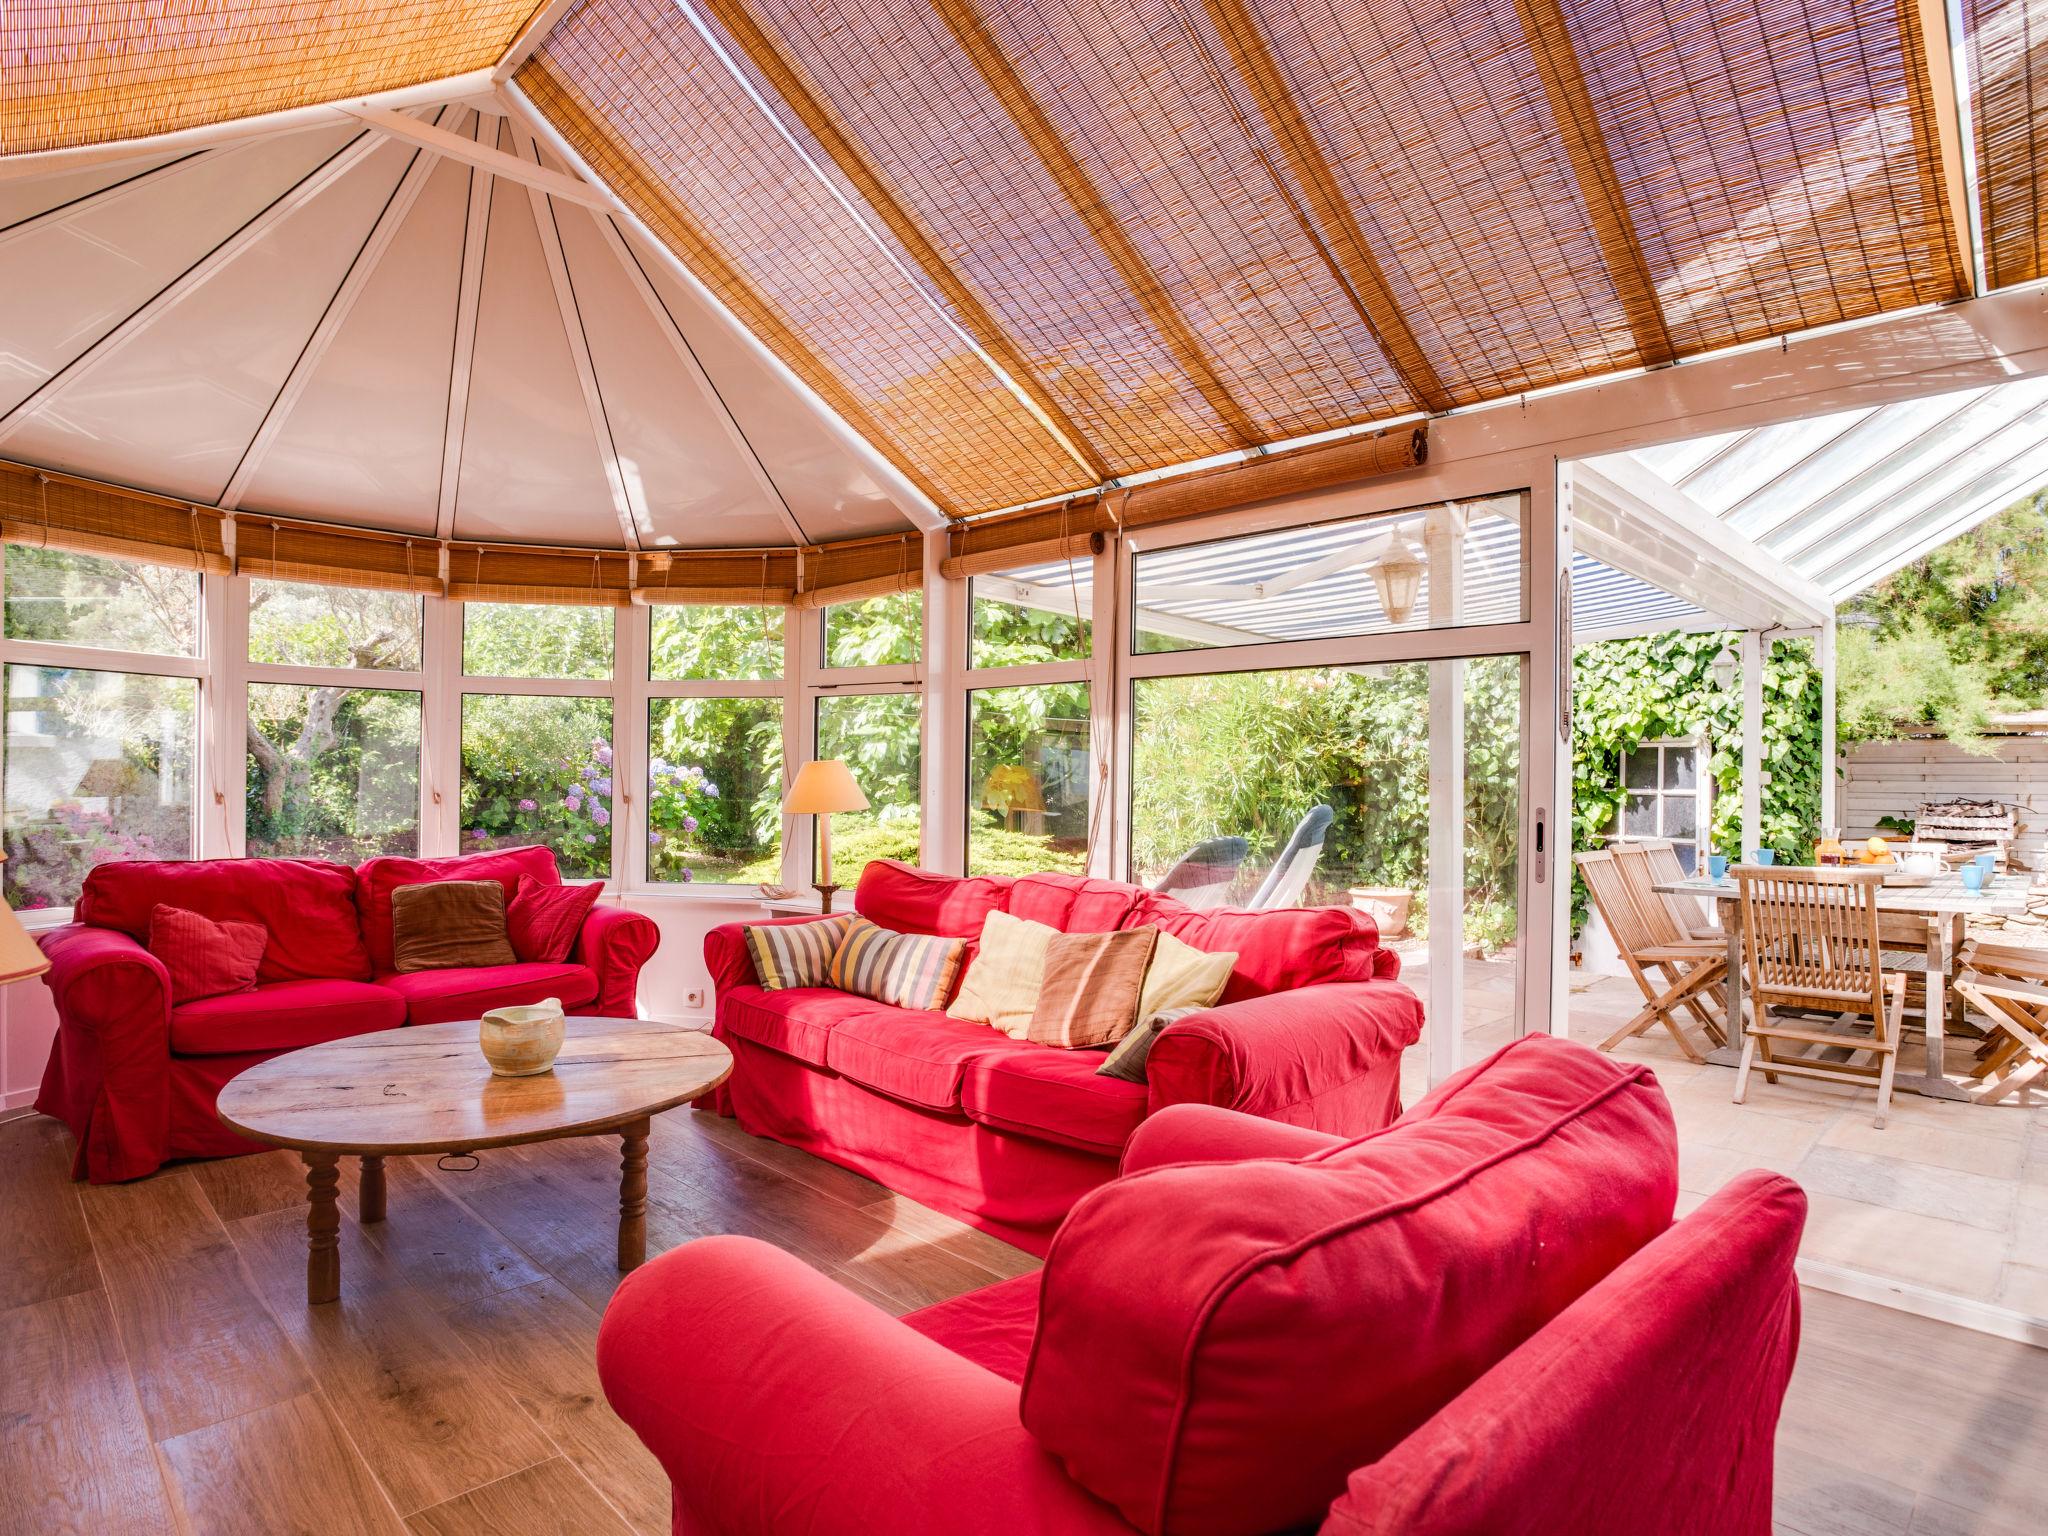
<box><xmin>602</xmin><ymin>1035</ymin><xmax>1806</xmax><ymax>1535</ymax></box>
<box><xmin>35</xmin><ymin>845</ymin><xmax>659</xmax><ymax>1182</ymax></box>
<box><xmin>703</xmin><ymin>859</ymin><xmax>1423</xmax><ymax>1252</ymax></box>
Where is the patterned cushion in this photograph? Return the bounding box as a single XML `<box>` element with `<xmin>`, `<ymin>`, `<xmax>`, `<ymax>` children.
<box><xmin>147</xmin><ymin>903</ymin><xmax>267</xmax><ymax>1004</ymax></box>
<box><xmin>506</xmin><ymin>875</ymin><xmax>603</xmax><ymax>964</ymax></box>
<box><xmin>1096</xmin><ymin>1007</ymin><xmax>1202</xmax><ymax>1084</ymax></box>
<box><xmin>1028</xmin><ymin>927</ymin><xmax>1158</xmax><ymax>1049</ymax></box>
<box><xmin>744</xmin><ymin>915</ymin><xmax>854</xmax><ymax>990</ymax></box>
<box><xmin>829</xmin><ymin>917</ymin><xmax>967</xmax><ymax>1011</ymax></box>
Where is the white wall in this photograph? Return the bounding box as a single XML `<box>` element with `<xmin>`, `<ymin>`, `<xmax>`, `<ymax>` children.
<box><xmin>1840</xmin><ymin>736</ymin><xmax>2048</xmax><ymax>869</ymax></box>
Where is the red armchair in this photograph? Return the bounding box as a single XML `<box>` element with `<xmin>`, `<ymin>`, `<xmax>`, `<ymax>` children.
<box><xmin>601</xmin><ymin>1036</ymin><xmax>1805</xmax><ymax>1535</ymax></box>
<box><xmin>35</xmin><ymin>846</ymin><xmax>658</xmax><ymax>1182</ymax></box>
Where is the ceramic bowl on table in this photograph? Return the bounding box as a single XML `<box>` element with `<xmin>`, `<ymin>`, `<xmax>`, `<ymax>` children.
<box><xmin>479</xmin><ymin>998</ymin><xmax>567</xmax><ymax>1076</ymax></box>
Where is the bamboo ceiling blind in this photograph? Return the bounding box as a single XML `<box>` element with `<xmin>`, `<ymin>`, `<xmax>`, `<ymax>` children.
<box><xmin>1965</xmin><ymin>0</ymin><xmax>2048</xmax><ymax>287</ymax></box>
<box><xmin>0</xmin><ymin>1</ymin><xmax>544</xmax><ymax>155</ymax></box>
<box><xmin>521</xmin><ymin>0</ymin><xmax>1972</xmax><ymax>517</ymax></box>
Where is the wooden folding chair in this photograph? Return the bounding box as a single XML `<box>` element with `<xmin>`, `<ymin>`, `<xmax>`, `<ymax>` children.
<box><xmin>1618</xmin><ymin>838</ymin><xmax>1719</xmax><ymax>940</ymax></box>
<box><xmin>1734</xmin><ymin>866</ymin><xmax>1905</xmax><ymax>1128</ymax></box>
<box><xmin>1578</xmin><ymin>848</ymin><xmax>1727</xmax><ymax>1064</ymax></box>
<box><xmin>1955</xmin><ymin>940</ymin><xmax>2048</xmax><ymax>1105</ymax></box>
<box><xmin>1610</xmin><ymin>841</ymin><xmax>1732</xmax><ymax>1043</ymax></box>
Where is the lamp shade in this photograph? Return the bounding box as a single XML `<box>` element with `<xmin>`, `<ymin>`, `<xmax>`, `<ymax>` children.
<box><xmin>0</xmin><ymin>862</ymin><xmax>51</xmax><ymax>985</ymax></box>
<box><xmin>783</xmin><ymin>759</ymin><xmax>869</xmax><ymax>816</ymax></box>
<box><xmin>1368</xmin><ymin>543</ymin><xmax>1426</xmax><ymax>626</ymax></box>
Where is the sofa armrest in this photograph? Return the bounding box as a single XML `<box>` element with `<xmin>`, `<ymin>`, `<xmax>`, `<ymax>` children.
<box><xmin>37</xmin><ymin>923</ymin><xmax>175</xmax><ymax>1181</ymax></box>
<box><xmin>1120</xmin><ymin>1102</ymin><xmax>1344</xmax><ymax>1175</ymax></box>
<box><xmin>703</xmin><ymin>912</ymin><xmax>840</xmax><ymax>996</ymax></box>
<box><xmin>575</xmin><ymin>904</ymin><xmax>659</xmax><ymax>1017</ymax></box>
<box><xmin>1144</xmin><ymin>979</ymin><xmax>1423</xmax><ymax>1133</ymax></box>
<box><xmin>597</xmin><ymin>1235</ymin><xmax>1134</xmax><ymax>1535</ymax></box>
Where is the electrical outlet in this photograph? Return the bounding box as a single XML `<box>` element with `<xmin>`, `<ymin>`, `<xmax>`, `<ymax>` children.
<box><xmin>685</xmin><ymin>988</ymin><xmax>705</xmax><ymax>1010</ymax></box>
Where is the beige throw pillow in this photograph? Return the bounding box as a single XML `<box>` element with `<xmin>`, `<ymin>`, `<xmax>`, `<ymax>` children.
<box><xmin>946</xmin><ymin>910</ymin><xmax>1059</xmax><ymax>1039</ymax></box>
<box><xmin>1136</xmin><ymin>929</ymin><xmax>1238</xmax><ymax>1020</ymax></box>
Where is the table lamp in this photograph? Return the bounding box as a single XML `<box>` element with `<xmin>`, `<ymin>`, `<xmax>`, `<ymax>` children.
<box><xmin>0</xmin><ymin>857</ymin><xmax>51</xmax><ymax>986</ymax></box>
<box><xmin>784</xmin><ymin>760</ymin><xmax>869</xmax><ymax>913</ymax></box>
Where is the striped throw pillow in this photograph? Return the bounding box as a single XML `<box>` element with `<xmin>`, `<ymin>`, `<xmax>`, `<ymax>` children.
<box><xmin>744</xmin><ymin>915</ymin><xmax>854</xmax><ymax>990</ymax></box>
<box><xmin>828</xmin><ymin>917</ymin><xmax>967</xmax><ymax>1011</ymax></box>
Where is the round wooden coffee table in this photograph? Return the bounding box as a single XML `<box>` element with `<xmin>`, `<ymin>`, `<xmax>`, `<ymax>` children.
<box><xmin>217</xmin><ymin>1017</ymin><xmax>732</xmax><ymax>1305</ymax></box>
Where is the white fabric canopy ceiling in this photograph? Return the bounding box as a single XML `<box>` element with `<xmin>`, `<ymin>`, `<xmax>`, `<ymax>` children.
<box><xmin>0</xmin><ymin>104</ymin><xmax>915</xmax><ymax>550</ymax></box>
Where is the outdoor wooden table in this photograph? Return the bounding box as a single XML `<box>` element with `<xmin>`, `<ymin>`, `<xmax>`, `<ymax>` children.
<box><xmin>1652</xmin><ymin>871</ymin><xmax>2033</xmax><ymax>1103</ymax></box>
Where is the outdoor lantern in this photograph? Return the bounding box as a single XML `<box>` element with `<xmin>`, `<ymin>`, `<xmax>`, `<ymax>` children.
<box><xmin>784</xmin><ymin>759</ymin><xmax>869</xmax><ymax>913</ymax></box>
<box><xmin>1710</xmin><ymin>642</ymin><xmax>1740</xmax><ymax>690</ymax></box>
<box><xmin>1369</xmin><ymin>542</ymin><xmax>1426</xmax><ymax>625</ymax></box>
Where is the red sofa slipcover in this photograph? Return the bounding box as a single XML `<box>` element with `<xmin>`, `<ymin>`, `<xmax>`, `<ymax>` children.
<box><xmin>599</xmin><ymin>1036</ymin><xmax>1806</xmax><ymax>1536</ymax></box>
<box><xmin>35</xmin><ymin>846</ymin><xmax>659</xmax><ymax>1182</ymax></box>
<box><xmin>702</xmin><ymin>859</ymin><xmax>1422</xmax><ymax>1253</ymax></box>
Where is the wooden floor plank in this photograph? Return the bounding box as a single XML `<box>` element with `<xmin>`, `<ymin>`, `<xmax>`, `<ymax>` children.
<box><xmin>436</xmin><ymin>1278</ymin><xmax>668</xmax><ymax>1535</ymax></box>
<box><xmin>355</xmin><ymin>1155</ymin><xmax>549</xmax><ymax>1307</ymax></box>
<box><xmin>78</xmin><ymin>1170</ymin><xmax>313</xmax><ymax>1441</ymax></box>
<box><xmin>158</xmin><ymin>1392</ymin><xmax>407</xmax><ymax>1536</ymax></box>
<box><xmin>0</xmin><ymin>1113</ymin><xmax>97</xmax><ymax>1310</ymax></box>
<box><xmin>0</xmin><ymin>1289</ymin><xmax>178</xmax><ymax>1535</ymax></box>
<box><xmin>187</xmin><ymin>1145</ymin><xmax>354</xmax><ymax>1224</ymax></box>
<box><xmin>226</xmin><ymin>1204</ymin><xmax>558</xmax><ymax>1517</ymax></box>
<box><xmin>406</xmin><ymin>1458</ymin><xmax>636</xmax><ymax>1536</ymax></box>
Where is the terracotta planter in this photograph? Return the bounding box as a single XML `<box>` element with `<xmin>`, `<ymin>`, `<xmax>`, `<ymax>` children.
<box><xmin>1350</xmin><ymin>886</ymin><xmax>1413</xmax><ymax>938</ymax></box>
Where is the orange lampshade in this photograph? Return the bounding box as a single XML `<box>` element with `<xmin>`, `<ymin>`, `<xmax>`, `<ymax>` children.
<box><xmin>783</xmin><ymin>759</ymin><xmax>869</xmax><ymax>816</ymax></box>
<box><xmin>0</xmin><ymin>860</ymin><xmax>51</xmax><ymax>985</ymax></box>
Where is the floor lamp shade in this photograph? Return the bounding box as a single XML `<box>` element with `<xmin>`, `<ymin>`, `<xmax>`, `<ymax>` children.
<box><xmin>784</xmin><ymin>761</ymin><xmax>869</xmax><ymax>910</ymax></box>
<box><xmin>0</xmin><ymin>861</ymin><xmax>51</xmax><ymax>984</ymax></box>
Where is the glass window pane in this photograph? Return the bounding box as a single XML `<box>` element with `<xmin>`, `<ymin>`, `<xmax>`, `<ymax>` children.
<box><xmin>246</xmin><ymin>685</ymin><xmax>420</xmax><ymax>860</ymax></box>
<box><xmin>1624</xmin><ymin>793</ymin><xmax>1659</xmax><ymax>835</ymax></box>
<box><xmin>4</xmin><ymin>664</ymin><xmax>196</xmax><ymax>909</ymax></box>
<box><xmin>248</xmin><ymin>580</ymin><xmax>422</xmax><ymax>670</ymax></box>
<box><xmin>1131</xmin><ymin>494</ymin><xmax>1525</xmax><ymax>654</ymax></box>
<box><xmin>650</xmin><ymin>604</ymin><xmax>783</xmax><ymax>681</ymax></box>
<box><xmin>970</xmin><ymin>559</ymin><xmax>1090</xmax><ymax>668</ymax></box>
<box><xmin>816</xmin><ymin>692</ymin><xmax>920</xmax><ymax>885</ymax></box>
<box><xmin>968</xmin><ymin>682</ymin><xmax>1088</xmax><ymax>874</ymax></box>
<box><xmin>1625</xmin><ymin>751</ymin><xmax>1658</xmax><ymax>789</ymax></box>
<box><xmin>460</xmin><ymin>695</ymin><xmax>614</xmax><ymax>878</ymax></box>
<box><xmin>4</xmin><ymin>545</ymin><xmax>199</xmax><ymax>657</ymax></box>
<box><xmin>824</xmin><ymin>591</ymin><xmax>921</xmax><ymax>668</ymax></box>
<box><xmin>1663</xmin><ymin>745</ymin><xmax>1697</xmax><ymax>790</ymax></box>
<box><xmin>462</xmin><ymin>603</ymin><xmax>613</xmax><ymax>680</ymax></box>
<box><xmin>647</xmin><ymin>697</ymin><xmax>783</xmax><ymax>883</ymax></box>
<box><xmin>1664</xmin><ymin>797</ymin><xmax>1698</xmax><ymax>842</ymax></box>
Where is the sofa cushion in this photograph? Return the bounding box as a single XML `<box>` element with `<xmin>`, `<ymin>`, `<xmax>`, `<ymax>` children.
<box><xmin>855</xmin><ymin>858</ymin><xmax>1010</xmax><ymax>938</ymax></box>
<box><xmin>78</xmin><ymin>857</ymin><xmax>371</xmax><ymax>984</ymax></box>
<box><xmin>825</xmin><ymin>1007</ymin><xmax>1008</xmax><ymax>1111</ymax></box>
<box><xmin>1019</xmin><ymin>1035</ymin><xmax>1678</xmax><ymax>1536</ymax></box>
<box><xmin>391</xmin><ymin>880</ymin><xmax>517</xmax><ymax>972</ymax></box>
<box><xmin>719</xmin><ymin>985</ymin><xmax>902</xmax><ymax>1069</ymax></box>
<box><xmin>903</xmin><ymin>1270</ymin><xmax>1044</xmax><ymax>1386</ymax></box>
<box><xmin>356</xmin><ymin>846</ymin><xmax>560</xmax><ymax>974</ymax></box>
<box><xmin>829</xmin><ymin>917</ymin><xmax>967</xmax><ymax>1011</ymax></box>
<box><xmin>1123</xmin><ymin>895</ymin><xmax>1382</xmax><ymax>1001</ymax></box>
<box><xmin>378</xmin><ymin>961</ymin><xmax>597</xmax><ymax>1026</ymax></box>
<box><xmin>961</xmin><ymin>1045</ymin><xmax>1148</xmax><ymax>1155</ymax></box>
<box><xmin>1007</xmin><ymin>872</ymin><xmax>1144</xmax><ymax>934</ymax></box>
<box><xmin>945</xmin><ymin>910</ymin><xmax>1058</xmax><ymax>1039</ymax></box>
<box><xmin>149</xmin><ymin>903</ymin><xmax>267</xmax><ymax>1004</ymax></box>
<box><xmin>1028</xmin><ymin>927</ymin><xmax>1157</xmax><ymax>1049</ymax></box>
<box><xmin>508</xmin><ymin>875</ymin><xmax>605</xmax><ymax>964</ymax></box>
<box><xmin>170</xmin><ymin>978</ymin><xmax>405</xmax><ymax>1056</ymax></box>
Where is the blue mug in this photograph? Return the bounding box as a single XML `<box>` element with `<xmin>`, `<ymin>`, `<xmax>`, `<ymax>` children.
<box><xmin>1962</xmin><ymin>863</ymin><xmax>1987</xmax><ymax>892</ymax></box>
<box><xmin>1749</xmin><ymin>848</ymin><xmax>1775</xmax><ymax>867</ymax></box>
<box><xmin>1707</xmin><ymin>854</ymin><xmax>1729</xmax><ymax>880</ymax></box>
<box><xmin>1975</xmin><ymin>853</ymin><xmax>1997</xmax><ymax>877</ymax></box>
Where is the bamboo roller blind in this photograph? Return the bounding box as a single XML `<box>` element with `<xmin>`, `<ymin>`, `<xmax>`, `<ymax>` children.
<box><xmin>521</xmin><ymin>0</ymin><xmax>1973</xmax><ymax>519</ymax></box>
<box><xmin>0</xmin><ymin>1</ymin><xmax>544</xmax><ymax>155</ymax></box>
<box><xmin>1965</xmin><ymin>0</ymin><xmax>2048</xmax><ymax>287</ymax></box>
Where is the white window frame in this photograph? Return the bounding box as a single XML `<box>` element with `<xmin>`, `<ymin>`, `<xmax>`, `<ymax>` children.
<box><xmin>1608</xmin><ymin>734</ymin><xmax>1713</xmax><ymax>871</ymax></box>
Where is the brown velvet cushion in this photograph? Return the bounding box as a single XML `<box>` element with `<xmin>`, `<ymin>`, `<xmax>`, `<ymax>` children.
<box><xmin>390</xmin><ymin>880</ymin><xmax>517</xmax><ymax>973</ymax></box>
<box><xmin>1027</xmin><ymin>927</ymin><xmax>1159</xmax><ymax>1049</ymax></box>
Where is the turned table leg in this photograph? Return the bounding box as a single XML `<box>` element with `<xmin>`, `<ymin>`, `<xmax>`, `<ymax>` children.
<box><xmin>359</xmin><ymin>1155</ymin><xmax>386</xmax><ymax>1224</ymax></box>
<box><xmin>304</xmin><ymin>1152</ymin><xmax>342</xmax><ymax>1305</ymax></box>
<box><xmin>618</xmin><ymin>1116</ymin><xmax>650</xmax><ymax>1272</ymax></box>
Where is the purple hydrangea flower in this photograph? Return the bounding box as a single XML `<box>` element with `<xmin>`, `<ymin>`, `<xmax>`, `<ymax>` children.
<box><xmin>517</xmin><ymin>798</ymin><xmax>537</xmax><ymax>813</ymax></box>
<box><xmin>679</xmin><ymin>868</ymin><xmax>694</xmax><ymax>883</ymax></box>
<box><xmin>681</xmin><ymin>815</ymin><xmax>698</xmax><ymax>833</ymax></box>
<box><xmin>649</xmin><ymin>830</ymin><xmax>664</xmax><ymax>845</ymax></box>
<box><xmin>564</xmin><ymin>794</ymin><xmax>582</xmax><ymax>812</ymax></box>
<box><xmin>468</xmin><ymin>828</ymin><xmax>487</xmax><ymax>841</ymax></box>
<box><xmin>595</xmin><ymin>743</ymin><xmax>613</xmax><ymax>767</ymax></box>
<box><xmin>592</xmin><ymin>776</ymin><xmax>613</xmax><ymax>797</ymax></box>
<box><xmin>704</xmin><ymin>783</ymin><xmax>719</xmax><ymax>799</ymax></box>
<box><xmin>650</xmin><ymin>757</ymin><xmax>670</xmax><ymax>777</ymax></box>
<box><xmin>591</xmin><ymin>805</ymin><xmax>610</xmax><ymax>828</ymax></box>
<box><xmin>583</xmin><ymin>833</ymin><xmax>597</xmax><ymax>844</ymax></box>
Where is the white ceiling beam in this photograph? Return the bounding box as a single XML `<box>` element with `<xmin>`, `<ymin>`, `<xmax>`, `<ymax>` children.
<box><xmin>588</xmin><ymin>200</ymin><xmax>814</xmax><ymax>547</ymax></box>
<box><xmin>493</xmin><ymin>0</ymin><xmax>586</xmax><ymax>82</ymax></box>
<box><xmin>1571</xmin><ymin>456</ymin><xmax>1834</xmax><ymax>630</ymax></box>
<box><xmin>347</xmin><ymin>105</ymin><xmax>613</xmax><ymax>211</ymax></box>
<box><xmin>218</xmin><ymin>106</ymin><xmax>461</xmax><ymax>511</ymax></box>
<box><xmin>0</xmin><ymin>147</ymin><xmax>210</xmax><ymax>248</ymax></box>
<box><xmin>510</xmin><ymin>122</ymin><xmax>643</xmax><ymax>549</ymax></box>
<box><xmin>438</xmin><ymin>117</ymin><xmax>496</xmax><ymax>542</ymax></box>
<box><xmin>1918</xmin><ymin>0</ymin><xmax>1988</xmax><ymax>295</ymax></box>
<box><xmin>0</xmin><ymin>129</ymin><xmax>390</xmax><ymax>445</ymax></box>
<box><xmin>498</xmin><ymin>77</ymin><xmax>948</xmax><ymax>534</ymax></box>
<box><xmin>0</xmin><ymin>70</ymin><xmax>496</xmax><ymax>183</ymax></box>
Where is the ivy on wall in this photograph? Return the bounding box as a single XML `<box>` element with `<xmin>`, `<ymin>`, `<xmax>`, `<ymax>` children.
<box><xmin>1570</xmin><ymin>630</ymin><xmax>1822</xmax><ymax>931</ymax></box>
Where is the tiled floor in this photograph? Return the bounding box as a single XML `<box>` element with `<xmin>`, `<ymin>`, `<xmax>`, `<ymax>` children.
<box><xmin>1398</xmin><ymin>946</ymin><xmax>2048</xmax><ymax>1327</ymax></box>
